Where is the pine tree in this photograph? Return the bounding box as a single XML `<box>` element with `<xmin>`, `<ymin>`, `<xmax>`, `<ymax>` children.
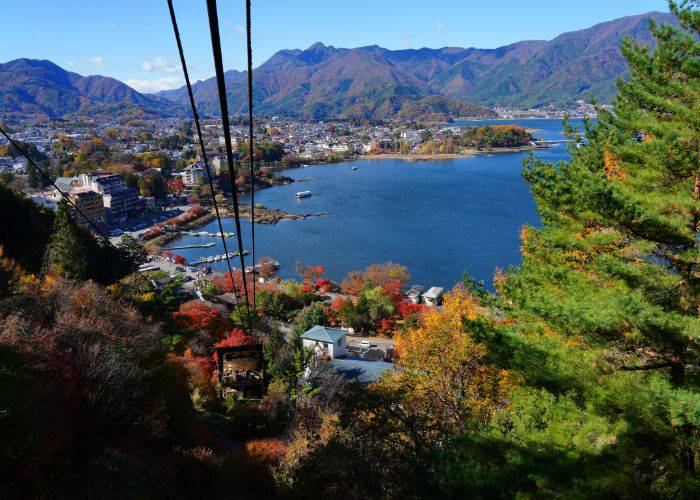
<box><xmin>512</xmin><ymin>0</ymin><xmax>699</xmax><ymax>489</ymax></box>
<box><xmin>43</xmin><ymin>200</ymin><xmax>94</xmax><ymax>281</ymax></box>
<box><xmin>26</xmin><ymin>164</ymin><xmax>38</xmax><ymax>189</ymax></box>
<box><xmin>117</xmin><ymin>233</ymin><xmax>148</xmax><ymax>270</ymax></box>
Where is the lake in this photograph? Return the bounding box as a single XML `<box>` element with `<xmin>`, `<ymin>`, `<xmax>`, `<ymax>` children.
<box><xmin>170</xmin><ymin>118</ymin><xmax>580</xmax><ymax>289</ymax></box>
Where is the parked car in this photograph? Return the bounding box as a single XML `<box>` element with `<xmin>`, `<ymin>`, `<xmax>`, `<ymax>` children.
<box><xmin>360</xmin><ymin>340</ymin><xmax>372</xmax><ymax>349</ymax></box>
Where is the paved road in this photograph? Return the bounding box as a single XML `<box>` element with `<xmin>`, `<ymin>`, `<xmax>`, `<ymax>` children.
<box><xmin>347</xmin><ymin>335</ymin><xmax>396</xmax><ymax>349</ymax></box>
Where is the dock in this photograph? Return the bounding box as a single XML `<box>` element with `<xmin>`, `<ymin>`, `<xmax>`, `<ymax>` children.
<box><xmin>163</xmin><ymin>242</ymin><xmax>216</xmax><ymax>250</ymax></box>
<box><xmin>192</xmin><ymin>250</ymin><xmax>250</xmax><ymax>266</ymax></box>
<box><xmin>181</xmin><ymin>230</ymin><xmax>235</xmax><ymax>238</ymax></box>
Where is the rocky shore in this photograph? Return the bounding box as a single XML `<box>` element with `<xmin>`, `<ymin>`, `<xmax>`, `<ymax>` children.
<box><xmin>222</xmin><ymin>204</ymin><xmax>327</xmax><ymax>225</ymax></box>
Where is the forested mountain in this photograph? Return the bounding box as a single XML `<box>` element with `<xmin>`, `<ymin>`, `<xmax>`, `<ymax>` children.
<box><xmin>160</xmin><ymin>11</ymin><xmax>676</xmax><ymax>115</ymax></box>
<box><xmin>0</xmin><ymin>11</ymin><xmax>678</xmax><ymax>121</ymax></box>
<box><xmin>0</xmin><ymin>59</ymin><xmax>183</xmax><ymax>121</ymax></box>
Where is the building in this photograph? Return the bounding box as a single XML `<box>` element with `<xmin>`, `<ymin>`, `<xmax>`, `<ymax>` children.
<box><xmin>301</xmin><ymin>325</ymin><xmax>348</xmax><ymax>358</ymax></box>
<box><xmin>421</xmin><ymin>286</ymin><xmax>445</xmax><ymax>306</ymax></box>
<box><xmin>103</xmin><ymin>188</ymin><xmax>140</xmax><ymax>223</ymax></box>
<box><xmin>68</xmin><ymin>190</ymin><xmax>105</xmax><ymax>228</ymax></box>
<box><xmin>179</xmin><ymin>165</ymin><xmax>206</xmax><ymax>186</ymax></box>
<box><xmin>406</xmin><ymin>285</ymin><xmax>425</xmax><ymax>304</ymax></box>
<box><xmin>89</xmin><ymin>174</ymin><xmax>126</xmax><ymax>194</ymax></box>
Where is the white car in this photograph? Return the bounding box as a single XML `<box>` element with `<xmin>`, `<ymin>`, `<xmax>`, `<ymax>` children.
<box><xmin>359</xmin><ymin>340</ymin><xmax>372</xmax><ymax>349</ymax></box>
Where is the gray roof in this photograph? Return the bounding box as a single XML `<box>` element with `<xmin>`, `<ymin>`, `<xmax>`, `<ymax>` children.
<box><xmin>422</xmin><ymin>286</ymin><xmax>444</xmax><ymax>299</ymax></box>
<box><xmin>301</xmin><ymin>325</ymin><xmax>347</xmax><ymax>343</ymax></box>
<box><xmin>330</xmin><ymin>356</ymin><xmax>394</xmax><ymax>384</ymax></box>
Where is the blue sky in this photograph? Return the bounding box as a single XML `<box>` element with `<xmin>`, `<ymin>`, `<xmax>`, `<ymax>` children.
<box><xmin>0</xmin><ymin>0</ymin><xmax>670</xmax><ymax>93</ymax></box>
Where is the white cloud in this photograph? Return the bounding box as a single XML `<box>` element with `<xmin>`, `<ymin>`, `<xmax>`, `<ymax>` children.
<box><xmin>126</xmin><ymin>76</ymin><xmax>183</xmax><ymax>93</ymax></box>
<box><xmin>401</xmin><ymin>35</ymin><xmax>411</xmax><ymax>48</ymax></box>
<box><xmin>234</xmin><ymin>24</ymin><xmax>245</xmax><ymax>36</ymax></box>
<box><xmin>66</xmin><ymin>57</ymin><xmax>104</xmax><ymax>72</ymax></box>
<box><xmin>140</xmin><ymin>56</ymin><xmax>180</xmax><ymax>73</ymax></box>
<box><xmin>434</xmin><ymin>20</ymin><xmax>443</xmax><ymax>40</ymax></box>
<box><xmin>87</xmin><ymin>56</ymin><xmax>104</xmax><ymax>68</ymax></box>
<box><xmin>107</xmin><ymin>21</ymin><xmax>118</xmax><ymax>29</ymax></box>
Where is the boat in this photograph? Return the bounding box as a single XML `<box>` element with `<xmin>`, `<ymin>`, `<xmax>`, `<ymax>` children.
<box><xmin>351</xmin><ymin>166</ymin><xmax>358</xmax><ymax>170</ymax></box>
<box><xmin>295</xmin><ymin>190</ymin><xmax>312</xmax><ymax>198</ymax></box>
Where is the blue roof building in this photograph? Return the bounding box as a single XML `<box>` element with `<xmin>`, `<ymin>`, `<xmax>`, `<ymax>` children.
<box><xmin>301</xmin><ymin>325</ymin><xmax>348</xmax><ymax>358</ymax></box>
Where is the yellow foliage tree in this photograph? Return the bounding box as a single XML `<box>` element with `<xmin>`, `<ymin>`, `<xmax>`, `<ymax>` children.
<box><xmin>391</xmin><ymin>287</ymin><xmax>512</xmax><ymax>434</ymax></box>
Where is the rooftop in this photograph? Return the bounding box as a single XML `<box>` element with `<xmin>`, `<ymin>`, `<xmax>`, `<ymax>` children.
<box><xmin>422</xmin><ymin>286</ymin><xmax>444</xmax><ymax>299</ymax></box>
<box><xmin>301</xmin><ymin>325</ymin><xmax>347</xmax><ymax>343</ymax></box>
<box><xmin>330</xmin><ymin>356</ymin><xmax>394</xmax><ymax>384</ymax></box>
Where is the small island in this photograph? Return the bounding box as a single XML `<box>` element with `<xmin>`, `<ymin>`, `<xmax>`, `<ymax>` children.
<box><xmin>364</xmin><ymin>124</ymin><xmax>539</xmax><ymax>160</ymax></box>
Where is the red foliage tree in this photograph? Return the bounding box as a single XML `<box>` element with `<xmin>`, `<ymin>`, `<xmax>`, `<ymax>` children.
<box><xmin>382</xmin><ymin>279</ymin><xmax>405</xmax><ymax>309</ymax></box>
<box><xmin>295</xmin><ymin>262</ymin><xmax>325</xmax><ymax>284</ymax></box>
<box><xmin>376</xmin><ymin>318</ymin><xmax>397</xmax><ymax>336</ymax></box>
<box><xmin>315</xmin><ymin>277</ymin><xmax>333</xmax><ymax>293</ymax></box>
<box><xmin>398</xmin><ymin>300</ymin><xmax>424</xmax><ymax>319</ymax></box>
<box><xmin>212</xmin><ymin>269</ymin><xmax>247</xmax><ymax>295</ymax></box>
<box><xmin>167</xmin><ymin>177</ymin><xmax>186</xmax><ymax>194</ymax></box>
<box><xmin>215</xmin><ymin>328</ymin><xmax>257</xmax><ymax>348</ymax></box>
<box><xmin>173</xmin><ymin>254</ymin><xmax>186</xmax><ymax>265</ymax></box>
<box><xmin>173</xmin><ymin>300</ymin><xmax>231</xmax><ymax>341</ymax></box>
<box><xmin>212</xmin><ymin>328</ymin><xmax>258</xmax><ymax>364</ymax></box>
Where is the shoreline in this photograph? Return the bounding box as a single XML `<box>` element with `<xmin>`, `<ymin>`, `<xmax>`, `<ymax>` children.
<box><xmin>361</xmin><ymin>145</ymin><xmax>539</xmax><ymax>161</ymax></box>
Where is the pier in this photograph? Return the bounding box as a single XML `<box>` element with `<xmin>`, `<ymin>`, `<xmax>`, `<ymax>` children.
<box><xmin>163</xmin><ymin>242</ymin><xmax>216</xmax><ymax>250</ymax></box>
<box><xmin>181</xmin><ymin>230</ymin><xmax>235</xmax><ymax>238</ymax></box>
<box><xmin>192</xmin><ymin>250</ymin><xmax>249</xmax><ymax>265</ymax></box>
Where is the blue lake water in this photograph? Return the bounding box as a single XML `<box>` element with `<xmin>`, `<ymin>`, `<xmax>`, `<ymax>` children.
<box><xmin>171</xmin><ymin>118</ymin><xmax>579</xmax><ymax>289</ymax></box>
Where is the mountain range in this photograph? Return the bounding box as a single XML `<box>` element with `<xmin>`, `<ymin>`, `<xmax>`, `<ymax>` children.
<box><xmin>0</xmin><ymin>11</ymin><xmax>676</xmax><ymax>122</ymax></box>
<box><xmin>0</xmin><ymin>58</ymin><xmax>183</xmax><ymax>121</ymax></box>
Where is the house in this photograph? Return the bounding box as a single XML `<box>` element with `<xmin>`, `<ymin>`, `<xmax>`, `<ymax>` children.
<box><xmin>301</xmin><ymin>325</ymin><xmax>347</xmax><ymax>358</ymax></box>
<box><xmin>12</xmin><ymin>157</ymin><xmax>27</xmax><ymax>173</ymax></box>
<box><xmin>421</xmin><ymin>286</ymin><xmax>444</xmax><ymax>306</ymax></box>
<box><xmin>406</xmin><ymin>285</ymin><xmax>425</xmax><ymax>304</ymax></box>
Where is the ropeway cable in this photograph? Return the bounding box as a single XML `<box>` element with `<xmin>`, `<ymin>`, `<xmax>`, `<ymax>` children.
<box><xmin>167</xmin><ymin>0</ymin><xmax>242</xmax><ymax>309</ymax></box>
<box><xmin>205</xmin><ymin>0</ymin><xmax>254</xmax><ymax>335</ymax></box>
<box><xmin>245</xmin><ymin>0</ymin><xmax>257</xmax><ymax>312</ymax></box>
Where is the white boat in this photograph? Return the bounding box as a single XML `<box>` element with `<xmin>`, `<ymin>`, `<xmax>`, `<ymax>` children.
<box><xmin>351</xmin><ymin>166</ymin><xmax>358</xmax><ymax>170</ymax></box>
<box><xmin>295</xmin><ymin>190</ymin><xmax>312</xmax><ymax>198</ymax></box>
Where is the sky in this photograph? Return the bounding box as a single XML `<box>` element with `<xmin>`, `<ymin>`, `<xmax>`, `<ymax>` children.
<box><xmin>0</xmin><ymin>0</ymin><xmax>670</xmax><ymax>93</ymax></box>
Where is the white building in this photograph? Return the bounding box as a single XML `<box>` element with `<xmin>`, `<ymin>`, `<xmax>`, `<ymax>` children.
<box><xmin>179</xmin><ymin>166</ymin><xmax>206</xmax><ymax>186</ymax></box>
<box><xmin>422</xmin><ymin>286</ymin><xmax>445</xmax><ymax>306</ymax></box>
<box><xmin>301</xmin><ymin>325</ymin><xmax>347</xmax><ymax>358</ymax></box>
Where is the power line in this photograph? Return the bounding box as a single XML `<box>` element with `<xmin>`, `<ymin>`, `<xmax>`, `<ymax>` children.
<box><xmin>166</xmin><ymin>0</ymin><xmax>242</xmax><ymax>309</ymax></box>
<box><xmin>0</xmin><ymin>126</ymin><xmax>155</xmax><ymax>292</ymax></box>
<box><xmin>205</xmin><ymin>0</ymin><xmax>254</xmax><ymax>334</ymax></box>
<box><xmin>245</xmin><ymin>0</ymin><xmax>257</xmax><ymax>312</ymax></box>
